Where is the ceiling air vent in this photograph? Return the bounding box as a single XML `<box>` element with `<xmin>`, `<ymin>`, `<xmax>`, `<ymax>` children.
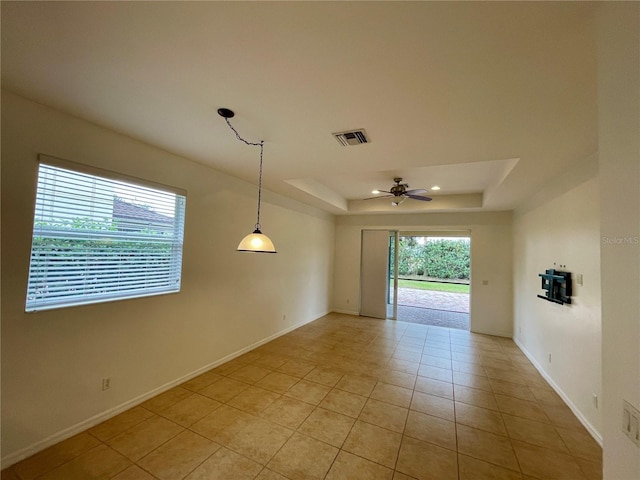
<box><xmin>332</xmin><ymin>129</ymin><xmax>370</xmax><ymax>147</ymax></box>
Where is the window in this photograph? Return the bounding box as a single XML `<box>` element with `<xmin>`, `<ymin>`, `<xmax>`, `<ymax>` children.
<box><xmin>26</xmin><ymin>158</ymin><xmax>186</xmax><ymax>312</ymax></box>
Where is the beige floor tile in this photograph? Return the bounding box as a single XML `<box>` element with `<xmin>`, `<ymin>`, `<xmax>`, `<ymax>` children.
<box><xmin>456</xmin><ymin>424</ymin><xmax>519</xmax><ymax>471</ymax></box>
<box><xmin>451</xmin><ymin>360</ymin><xmax>486</xmax><ymax>376</ymax></box>
<box><xmin>414</xmin><ymin>376</ymin><xmax>454</xmax><ymax>399</ymax></box>
<box><xmin>261</xmin><ymin>396</ymin><xmax>315</xmax><ymax>429</ymax></box>
<box><xmin>181</xmin><ymin>371</ymin><xmax>223</xmax><ymax>392</ymax></box>
<box><xmin>159</xmin><ymin>393</ymin><xmax>221</xmax><ymax>427</ymax></box>
<box><xmin>227</xmin><ymin>386</ymin><xmax>281</xmax><ymax>415</ymax></box>
<box><xmin>393</xmin><ymin>471</ymin><xmax>420</xmax><ymax>480</ymax></box>
<box><xmin>495</xmin><ymin>394</ymin><xmax>550</xmax><ymax>423</ymax></box>
<box><xmin>319</xmin><ymin>388</ymin><xmax>367</xmax><ymax>417</ymax></box>
<box><xmin>410</xmin><ymin>391</ymin><xmax>455</xmax><ymax>421</ymax></box>
<box><xmin>276</xmin><ymin>360</ymin><xmax>316</xmax><ymax>378</ymax></box>
<box><xmin>184</xmin><ymin>447</ymin><xmax>262</xmax><ymax>480</ymax></box>
<box><xmin>1</xmin><ymin>469</ymin><xmax>20</xmax><ymax>480</ymax></box>
<box><xmin>387</xmin><ymin>358</ymin><xmax>420</xmax><ymax>375</ymax></box>
<box><xmin>304</xmin><ymin>367</ymin><xmax>345</xmax><ymax>387</ymax></box>
<box><xmin>252</xmin><ymin>353</ymin><xmax>288</xmax><ymax>370</ymax></box>
<box><xmin>393</xmin><ymin>350</ymin><xmax>423</xmax><ymax>363</ymax></box>
<box><xmin>458</xmin><ymin>454</ymin><xmax>522</xmax><ymax>480</ymax></box>
<box><xmin>227</xmin><ymin>417</ymin><xmax>293</xmax><ymax>464</ymax></box>
<box><xmin>229</xmin><ymin>364</ymin><xmax>272</xmax><ymax>384</ymax></box>
<box><xmin>453</xmin><ymin>371</ymin><xmax>493</xmax><ymax>392</ymax></box>
<box><xmin>343</xmin><ymin>420</ymin><xmax>402</xmax><ymax>468</ymax></box>
<box><xmin>451</xmin><ymin>352</ymin><xmax>483</xmax><ymax>365</ymax></box>
<box><xmin>325</xmin><ymin>451</ymin><xmax>393</xmax><ymax>480</ymax></box>
<box><xmin>39</xmin><ymin>445</ymin><xmax>131</xmax><ymax>480</ymax></box>
<box><xmin>575</xmin><ymin>457</ymin><xmax>603</xmax><ymax>480</ymax></box>
<box><xmin>502</xmin><ymin>414</ymin><xmax>568</xmax><ymax>452</ymax></box>
<box><xmin>267</xmin><ymin>432</ymin><xmax>338</xmax><ymax>480</ymax></box>
<box><xmin>199</xmin><ymin>377</ymin><xmax>250</xmax><ymax>403</ymax></box>
<box><xmin>540</xmin><ymin>402</ymin><xmax>586</xmax><ymax>431</ymax></box>
<box><xmin>256</xmin><ymin>372</ymin><xmax>300</xmax><ymax>394</ymax></box>
<box><xmin>377</xmin><ymin>369</ymin><xmax>417</xmax><ymax>388</ymax></box>
<box><xmin>212</xmin><ymin>359</ymin><xmax>245</xmax><ymax>376</ymax></box>
<box><xmin>107</xmin><ymin>415</ymin><xmax>183</xmax><ymax>461</ymax></box>
<box><xmin>13</xmin><ymin>433</ymin><xmax>102</xmax><ymax>480</ymax></box>
<box><xmin>189</xmin><ymin>404</ymin><xmax>253</xmax><ymax>445</ymax></box>
<box><xmin>484</xmin><ymin>367</ymin><xmax>528</xmax><ymax>386</ymax></box>
<box><xmin>138</xmin><ymin>430</ymin><xmax>219</xmax><ymax>479</ymax></box>
<box><xmin>359</xmin><ymin>398</ymin><xmax>409</xmax><ymax>433</ymax></box>
<box><xmin>423</xmin><ymin>347</ymin><xmax>452</xmax><ymax>360</ymax></box>
<box><xmin>256</xmin><ymin>468</ymin><xmax>290</xmax><ymax>480</ymax></box>
<box><xmin>371</xmin><ymin>382</ymin><xmax>413</xmax><ymax>408</ymax></box>
<box><xmin>89</xmin><ymin>407</ymin><xmax>155</xmax><ymax>442</ymax></box>
<box><xmin>284</xmin><ymin>379</ymin><xmax>331</xmax><ymax>405</ymax></box>
<box><xmin>556</xmin><ymin>426</ymin><xmax>602</xmax><ymax>462</ymax></box>
<box><xmin>335</xmin><ymin>373</ymin><xmax>378</xmax><ymax>396</ymax></box>
<box><xmin>512</xmin><ymin>439</ymin><xmax>588</xmax><ymax>479</ymax></box>
<box><xmin>141</xmin><ymin>387</ymin><xmax>192</xmax><ymax>413</ymax></box>
<box><xmin>454</xmin><ymin>384</ymin><xmax>498</xmax><ymax>410</ymax></box>
<box><xmin>455</xmin><ymin>402</ymin><xmax>507</xmax><ymax>435</ymax></box>
<box><xmin>420</xmin><ymin>354</ymin><xmax>452</xmax><ymax>369</ymax></box>
<box><xmin>490</xmin><ymin>379</ymin><xmax>536</xmax><ymax>401</ymax></box>
<box><xmin>396</xmin><ymin>436</ymin><xmax>458</xmax><ymax>480</ymax></box>
<box><xmin>111</xmin><ymin>465</ymin><xmax>156</xmax><ymax>480</ymax></box>
<box><xmin>404</xmin><ymin>410</ymin><xmax>457</xmax><ymax>451</ymax></box>
<box><xmin>298</xmin><ymin>407</ymin><xmax>355</xmax><ymax>447</ymax></box>
<box><xmin>417</xmin><ymin>364</ymin><xmax>453</xmax><ymax>383</ymax></box>
<box><xmin>531</xmin><ymin>387</ymin><xmax>565</xmax><ymax>405</ymax></box>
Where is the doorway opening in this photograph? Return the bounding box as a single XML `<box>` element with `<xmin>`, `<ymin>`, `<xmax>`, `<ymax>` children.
<box><xmin>387</xmin><ymin>234</ymin><xmax>470</xmax><ymax>329</ymax></box>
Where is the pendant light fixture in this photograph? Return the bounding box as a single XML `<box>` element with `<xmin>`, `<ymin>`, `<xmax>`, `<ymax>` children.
<box><xmin>218</xmin><ymin>108</ymin><xmax>277</xmax><ymax>253</ymax></box>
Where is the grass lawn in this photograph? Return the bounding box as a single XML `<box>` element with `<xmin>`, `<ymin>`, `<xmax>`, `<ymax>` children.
<box><xmin>398</xmin><ymin>279</ymin><xmax>470</xmax><ymax>294</ymax></box>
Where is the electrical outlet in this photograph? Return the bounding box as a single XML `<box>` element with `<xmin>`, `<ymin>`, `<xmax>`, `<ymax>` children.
<box><xmin>622</xmin><ymin>400</ymin><xmax>640</xmax><ymax>447</ymax></box>
<box><xmin>592</xmin><ymin>393</ymin><xmax>598</xmax><ymax>409</ymax></box>
<box><xmin>346</xmin><ymin>299</ymin><xmax>350</xmax><ymax>304</ymax></box>
<box><xmin>282</xmin><ymin>314</ymin><xmax>286</xmax><ymax>321</ymax></box>
<box><xmin>102</xmin><ymin>377</ymin><xmax>112</xmax><ymax>391</ymax></box>
<box><xmin>548</xmin><ymin>353</ymin><xmax>552</xmax><ymax>364</ymax></box>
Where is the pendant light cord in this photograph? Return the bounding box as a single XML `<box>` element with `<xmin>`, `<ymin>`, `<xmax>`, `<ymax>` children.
<box><xmin>224</xmin><ymin>118</ymin><xmax>265</xmax><ymax>230</ymax></box>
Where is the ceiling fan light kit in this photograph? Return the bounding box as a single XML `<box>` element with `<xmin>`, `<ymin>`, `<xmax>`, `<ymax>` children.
<box><xmin>218</xmin><ymin>107</ymin><xmax>277</xmax><ymax>253</ymax></box>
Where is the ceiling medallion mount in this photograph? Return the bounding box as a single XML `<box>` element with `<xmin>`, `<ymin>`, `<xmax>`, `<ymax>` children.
<box><xmin>217</xmin><ymin>108</ymin><xmax>235</xmax><ymax>119</ymax></box>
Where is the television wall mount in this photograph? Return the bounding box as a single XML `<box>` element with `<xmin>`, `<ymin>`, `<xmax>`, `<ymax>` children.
<box><xmin>538</xmin><ymin>269</ymin><xmax>572</xmax><ymax>305</ymax></box>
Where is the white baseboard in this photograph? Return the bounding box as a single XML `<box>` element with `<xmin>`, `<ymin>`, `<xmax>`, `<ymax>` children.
<box><xmin>1</xmin><ymin>314</ymin><xmax>321</xmax><ymax>468</ymax></box>
<box><xmin>513</xmin><ymin>337</ymin><xmax>603</xmax><ymax>446</ymax></box>
<box><xmin>332</xmin><ymin>309</ymin><xmax>359</xmax><ymax>316</ymax></box>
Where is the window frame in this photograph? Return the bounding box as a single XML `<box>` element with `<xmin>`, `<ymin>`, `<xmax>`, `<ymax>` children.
<box><xmin>25</xmin><ymin>155</ymin><xmax>187</xmax><ymax>312</ymax></box>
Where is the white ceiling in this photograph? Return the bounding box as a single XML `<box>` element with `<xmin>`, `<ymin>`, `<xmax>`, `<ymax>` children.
<box><xmin>1</xmin><ymin>2</ymin><xmax>597</xmax><ymax>215</ymax></box>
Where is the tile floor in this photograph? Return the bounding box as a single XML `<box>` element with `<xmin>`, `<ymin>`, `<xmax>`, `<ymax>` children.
<box><xmin>2</xmin><ymin>313</ymin><xmax>602</xmax><ymax>480</ymax></box>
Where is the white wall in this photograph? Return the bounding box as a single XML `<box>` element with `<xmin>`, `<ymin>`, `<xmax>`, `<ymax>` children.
<box><xmin>0</xmin><ymin>91</ymin><xmax>335</xmax><ymax>465</ymax></box>
<box><xmin>513</xmin><ymin>164</ymin><xmax>601</xmax><ymax>441</ymax></box>
<box><xmin>333</xmin><ymin>212</ymin><xmax>513</xmax><ymax>337</ymax></box>
<box><xmin>596</xmin><ymin>4</ymin><xmax>640</xmax><ymax>478</ymax></box>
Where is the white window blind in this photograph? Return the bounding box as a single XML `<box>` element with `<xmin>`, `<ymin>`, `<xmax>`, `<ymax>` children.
<box><xmin>26</xmin><ymin>162</ymin><xmax>186</xmax><ymax>312</ymax></box>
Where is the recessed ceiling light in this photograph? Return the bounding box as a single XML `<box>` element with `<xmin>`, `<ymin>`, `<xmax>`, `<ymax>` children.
<box><xmin>371</xmin><ymin>189</ymin><xmax>380</xmax><ymax>194</ymax></box>
<box><xmin>431</xmin><ymin>185</ymin><xmax>441</xmax><ymax>191</ymax></box>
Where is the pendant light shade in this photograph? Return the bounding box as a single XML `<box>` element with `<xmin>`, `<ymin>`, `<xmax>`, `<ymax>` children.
<box><xmin>237</xmin><ymin>228</ymin><xmax>277</xmax><ymax>253</ymax></box>
<box><xmin>218</xmin><ymin>107</ymin><xmax>277</xmax><ymax>253</ymax></box>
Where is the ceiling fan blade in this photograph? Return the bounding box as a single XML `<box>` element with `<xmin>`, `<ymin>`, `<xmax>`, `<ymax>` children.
<box><xmin>406</xmin><ymin>194</ymin><xmax>432</xmax><ymax>202</ymax></box>
<box><xmin>363</xmin><ymin>194</ymin><xmax>393</xmax><ymax>200</ymax></box>
<box><xmin>405</xmin><ymin>189</ymin><xmax>428</xmax><ymax>195</ymax></box>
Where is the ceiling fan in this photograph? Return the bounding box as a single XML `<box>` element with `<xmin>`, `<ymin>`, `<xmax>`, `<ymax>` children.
<box><xmin>365</xmin><ymin>178</ymin><xmax>433</xmax><ymax>206</ymax></box>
